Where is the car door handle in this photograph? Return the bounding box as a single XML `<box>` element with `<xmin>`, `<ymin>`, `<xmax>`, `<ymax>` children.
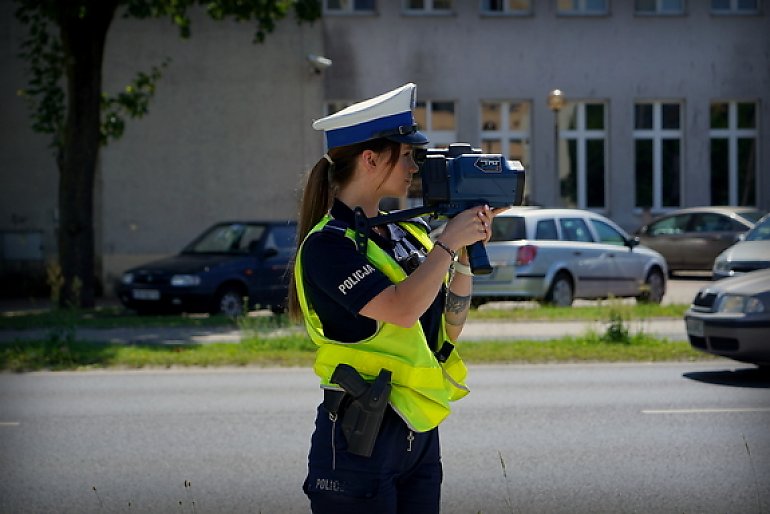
<box><xmin>573</xmin><ymin>251</ymin><xmax>582</xmax><ymax>256</ymax></box>
<box><xmin>607</xmin><ymin>254</ymin><xmax>615</xmax><ymax>258</ymax></box>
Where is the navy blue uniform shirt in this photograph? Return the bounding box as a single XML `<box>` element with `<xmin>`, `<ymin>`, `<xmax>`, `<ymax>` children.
<box><xmin>301</xmin><ymin>199</ymin><xmax>445</xmax><ymax>345</ymax></box>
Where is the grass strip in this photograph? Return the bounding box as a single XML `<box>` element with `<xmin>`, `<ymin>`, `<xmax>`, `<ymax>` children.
<box><xmin>0</xmin><ymin>332</ymin><xmax>712</xmax><ymax>372</ymax></box>
<box><xmin>0</xmin><ymin>303</ymin><xmax>690</xmax><ymax>330</ymax></box>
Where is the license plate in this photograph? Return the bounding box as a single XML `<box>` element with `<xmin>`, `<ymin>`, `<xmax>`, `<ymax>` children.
<box><xmin>686</xmin><ymin>318</ymin><xmax>704</xmax><ymax>337</ymax></box>
<box><xmin>133</xmin><ymin>289</ymin><xmax>160</xmax><ymax>301</ymax></box>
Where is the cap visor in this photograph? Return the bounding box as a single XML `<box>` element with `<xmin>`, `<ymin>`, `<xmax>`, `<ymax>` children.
<box><xmin>385</xmin><ymin>130</ymin><xmax>429</xmax><ymax>146</ymax></box>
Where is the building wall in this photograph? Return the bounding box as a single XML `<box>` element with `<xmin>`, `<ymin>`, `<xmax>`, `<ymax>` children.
<box><xmin>321</xmin><ymin>1</ymin><xmax>769</xmax><ymax>230</ymax></box>
<box><xmin>0</xmin><ymin>2</ymin><xmax>325</xmax><ymax>293</ymax></box>
<box><xmin>1</xmin><ymin>0</ymin><xmax>768</xmax><ymax>297</ymax></box>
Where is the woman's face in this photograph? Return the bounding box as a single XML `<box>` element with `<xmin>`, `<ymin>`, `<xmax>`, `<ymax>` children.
<box><xmin>375</xmin><ymin>143</ymin><xmax>419</xmax><ymax>197</ymax></box>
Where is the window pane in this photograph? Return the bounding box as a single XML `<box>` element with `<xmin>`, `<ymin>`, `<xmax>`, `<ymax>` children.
<box><xmin>557</xmin><ymin>0</ymin><xmax>578</xmax><ymax>11</ymax></box>
<box><xmin>661</xmin><ymin>103</ymin><xmax>680</xmax><ymax>129</ymax></box>
<box><xmin>483</xmin><ymin>0</ymin><xmax>505</xmax><ymax>11</ymax></box>
<box><xmin>586</xmin><ymin>139</ymin><xmax>605</xmax><ymax>208</ymax></box>
<box><xmin>560</xmin><ymin>218</ymin><xmax>594</xmax><ymax>242</ymax></box>
<box><xmin>481</xmin><ymin>102</ymin><xmax>500</xmax><ymax>130</ymax></box>
<box><xmin>737</xmin><ymin>0</ymin><xmax>758</xmax><ymax>10</ymax></box>
<box><xmin>635</xmin><ymin>139</ymin><xmax>653</xmax><ymax>207</ymax></box>
<box><xmin>406</xmin><ymin>0</ymin><xmax>425</xmax><ymax>9</ymax></box>
<box><xmin>326</xmin><ymin>0</ymin><xmax>344</xmax><ymax>9</ymax></box>
<box><xmin>509</xmin><ymin>0</ymin><xmax>531</xmax><ymax>10</ymax></box>
<box><xmin>737</xmin><ymin>102</ymin><xmax>756</xmax><ymax>129</ymax></box>
<box><xmin>592</xmin><ymin>220</ymin><xmax>625</xmax><ymax>245</ymax></box>
<box><xmin>710</xmin><ymin>102</ymin><xmax>729</xmax><ymax>129</ymax></box>
<box><xmin>509</xmin><ymin>140</ymin><xmax>527</xmax><ymax>163</ymax></box>
<box><xmin>535</xmin><ymin>219</ymin><xmax>558</xmax><ymax>240</ymax></box>
<box><xmin>433</xmin><ymin>0</ymin><xmax>452</xmax><ymax>9</ymax></box>
<box><xmin>661</xmin><ymin>0</ymin><xmax>683</xmax><ymax>11</ymax></box>
<box><xmin>490</xmin><ymin>217</ymin><xmax>526</xmax><ymax>241</ymax></box>
<box><xmin>481</xmin><ymin>139</ymin><xmax>502</xmax><ymax>153</ymax></box>
<box><xmin>711</xmin><ymin>0</ymin><xmax>730</xmax><ymax>9</ymax></box>
<box><xmin>635</xmin><ymin>0</ymin><xmax>656</xmax><ymax>12</ymax></box>
<box><xmin>414</xmin><ymin>102</ymin><xmax>427</xmax><ymax>128</ymax></box>
<box><xmin>432</xmin><ymin>102</ymin><xmax>455</xmax><ymax>130</ymax></box>
<box><xmin>635</xmin><ymin>103</ymin><xmax>653</xmax><ymax>129</ymax></box>
<box><xmin>585</xmin><ymin>0</ymin><xmax>607</xmax><ymax>12</ymax></box>
<box><xmin>560</xmin><ymin>139</ymin><xmax>578</xmax><ymax>208</ymax></box>
<box><xmin>563</xmin><ymin>104</ymin><xmax>578</xmax><ymax>130</ymax></box>
<box><xmin>509</xmin><ymin>102</ymin><xmax>530</xmax><ymax>131</ymax></box>
<box><xmin>737</xmin><ymin>138</ymin><xmax>756</xmax><ymax>205</ymax></box>
<box><xmin>661</xmin><ymin>139</ymin><xmax>680</xmax><ymax>207</ymax></box>
<box><xmin>585</xmin><ymin>104</ymin><xmax>604</xmax><ymax>130</ymax></box>
<box><xmin>710</xmin><ymin>138</ymin><xmax>729</xmax><ymax>204</ymax></box>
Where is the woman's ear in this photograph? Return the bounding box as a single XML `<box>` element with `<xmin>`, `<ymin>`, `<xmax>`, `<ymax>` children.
<box><xmin>361</xmin><ymin>149</ymin><xmax>378</xmax><ymax>170</ymax></box>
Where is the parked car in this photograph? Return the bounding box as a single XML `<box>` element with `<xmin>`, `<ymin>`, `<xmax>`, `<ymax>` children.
<box><xmin>712</xmin><ymin>214</ymin><xmax>770</xmax><ymax>280</ymax></box>
<box><xmin>116</xmin><ymin>220</ymin><xmax>296</xmax><ymax>316</ymax></box>
<box><xmin>635</xmin><ymin>206</ymin><xmax>765</xmax><ymax>275</ymax></box>
<box><xmin>471</xmin><ymin>208</ymin><xmax>668</xmax><ymax>307</ymax></box>
<box><xmin>684</xmin><ymin>269</ymin><xmax>770</xmax><ymax>368</ymax></box>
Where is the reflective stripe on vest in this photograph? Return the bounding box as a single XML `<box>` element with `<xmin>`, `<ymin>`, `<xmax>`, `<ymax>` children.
<box><xmin>295</xmin><ymin>214</ymin><xmax>469</xmax><ymax>432</ymax></box>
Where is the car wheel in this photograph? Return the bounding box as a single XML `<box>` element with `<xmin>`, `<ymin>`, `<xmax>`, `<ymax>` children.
<box><xmin>214</xmin><ymin>287</ymin><xmax>245</xmax><ymax>317</ymax></box>
<box><xmin>545</xmin><ymin>272</ymin><xmax>574</xmax><ymax>307</ymax></box>
<box><xmin>637</xmin><ymin>269</ymin><xmax>665</xmax><ymax>304</ymax></box>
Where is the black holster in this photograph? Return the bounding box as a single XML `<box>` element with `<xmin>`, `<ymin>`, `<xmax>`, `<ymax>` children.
<box><xmin>330</xmin><ymin>364</ymin><xmax>392</xmax><ymax>458</ymax></box>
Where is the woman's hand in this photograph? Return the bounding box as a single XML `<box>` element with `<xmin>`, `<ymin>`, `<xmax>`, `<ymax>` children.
<box><xmin>437</xmin><ymin>205</ymin><xmax>505</xmax><ymax>252</ymax></box>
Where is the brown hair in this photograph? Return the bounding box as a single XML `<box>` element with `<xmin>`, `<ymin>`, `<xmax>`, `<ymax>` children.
<box><xmin>288</xmin><ymin>138</ymin><xmax>402</xmax><ymax>321</ymax></box>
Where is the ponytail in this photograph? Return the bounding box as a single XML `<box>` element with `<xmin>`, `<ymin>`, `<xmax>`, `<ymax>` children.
<box><xmin>288</xmin><ymin>139</ymin><xmax>402</xmax><ymax>321</ymax></box>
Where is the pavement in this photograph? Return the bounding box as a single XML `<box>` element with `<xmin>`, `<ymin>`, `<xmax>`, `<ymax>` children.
<box><xmin>0</xmin><ymin>260</ymin><xmax>706</xmax><ymax>346</ymax></box>
<box><xmin>0</xmin><ymin>315</ymin><xmax>689</xmax><ymax>345</ymax></box>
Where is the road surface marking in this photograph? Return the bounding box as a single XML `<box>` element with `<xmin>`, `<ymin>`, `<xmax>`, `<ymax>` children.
<box><xmin>0</xmin><ymin>422</ymin><xmax>21</xmax><ymax>426</ymax></box>
<box><xmin>643</xmin><ymin>407</ymin><xmax>770</xmax><ymax>415</ymax></box>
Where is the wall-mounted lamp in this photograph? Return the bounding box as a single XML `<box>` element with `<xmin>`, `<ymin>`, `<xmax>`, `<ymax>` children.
<box><xmin>307</xmin><ymin>54</ymin><xmax>332</xmax><ymax>74</ymax></box>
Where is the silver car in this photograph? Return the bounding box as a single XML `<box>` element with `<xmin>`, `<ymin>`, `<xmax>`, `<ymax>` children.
<box><xmin>712</xmin><ymin>213</ymin><xmax>770</xmax><ymax>280</ymax></box>
<box><xmin>472</xmin><ymin>208</ymin><xmax>668</xmax><ymax>307</ymax></box>
<box><xmin>685</xmin><ymin>269</ymin><xmax>770</xmax><ymax>368</ymax></box>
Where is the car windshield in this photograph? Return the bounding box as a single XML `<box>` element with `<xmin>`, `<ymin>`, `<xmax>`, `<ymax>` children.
<box><xmin>740</xmin><ymin>210</ymin><xmax>767</xmax><ymax>224</ymax></box>
<box><xmin>745</xmin><ymin>217</ymin><xmax>770</xmax><ymax>241</ymax></box>
<box><xmin>183</xmin><ymin>223</ymin><xmax>266</xmax><ymax>254</ymax></box>
<box><xmin>490</xmin><ymin>217</ymin><xmax>526</xmax><ymax>242</ymax></box>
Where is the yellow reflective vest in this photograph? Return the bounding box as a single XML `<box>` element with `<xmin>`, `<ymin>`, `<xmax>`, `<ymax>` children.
<box><xmin>295</xmin><ymin>214</ymin><xmax>469</xmax><ymax>432</ymax></box>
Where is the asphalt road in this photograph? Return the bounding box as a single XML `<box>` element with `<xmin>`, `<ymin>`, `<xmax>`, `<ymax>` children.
<box><xmin>1</xmin><ymin>362</ymin><xmax>768</xmax><ymax>513</ymax></box>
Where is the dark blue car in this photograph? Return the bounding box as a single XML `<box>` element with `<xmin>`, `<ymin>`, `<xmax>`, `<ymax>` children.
<box><xmin>116</xmin><ymin>221</ymin><xmax>297</xmax><ymax>316</ymax></box>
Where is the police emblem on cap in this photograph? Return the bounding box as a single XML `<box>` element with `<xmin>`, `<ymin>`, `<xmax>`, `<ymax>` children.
<box><xmin>313</xmin><ymin>83</ymin><xmax>429</xmax><ymax>150</ymax></box>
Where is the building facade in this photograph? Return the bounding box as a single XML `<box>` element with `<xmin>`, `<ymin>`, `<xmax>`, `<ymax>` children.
<box><xmin>1</xmin><ymin>0</ymin><xmax>767</xmax><ymax>296</ymax></box>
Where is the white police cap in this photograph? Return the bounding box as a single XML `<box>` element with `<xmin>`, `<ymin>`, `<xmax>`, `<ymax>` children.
<box><xmin>313</xmin><ymin>83</ymin><xmax>429</xmax><ymax>150</ymax></box>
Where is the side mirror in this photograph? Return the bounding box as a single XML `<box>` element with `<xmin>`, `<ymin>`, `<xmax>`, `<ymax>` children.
<box><xmin>262</xmin><ymin>247</ymin><xmax>278</xmax><ymax>259</ymax></box>
<box><xmin>735</xmin><ymin>232</ymin><xmax>746</xmax><ymax>243</ymax></box>
<box><xmin>626</xmin><ymin>236</ymin><xmax>640</xmax><ymax>251</ymax></box>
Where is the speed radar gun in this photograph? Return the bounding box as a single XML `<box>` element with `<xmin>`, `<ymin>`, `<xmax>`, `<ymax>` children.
<box><xmin>360</xmin><ymin>143</ymin><xmax>526</xmax><ymax>275</ymax></box>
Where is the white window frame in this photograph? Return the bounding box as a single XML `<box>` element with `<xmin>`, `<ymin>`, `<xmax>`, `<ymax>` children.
<box><xmin>559</xmin><ymin>101</ymin><xmax>608</xmax><ymax>209</ymax></box>
<box><xmin>709</xmin><ymin>100</ymin><xmax>759</xmax><ymax>206</ymax></box>
<box><xmin>480</xmin><ymin>0</ymin><xmax>532</xmax><ymax>15</ymax></box>
<box><xmin>402</xmin><ymin>0</ymin><xmax>454</xmax><ymax>15</ymax></box>
<box><xmin>710</xmin><ymin>0</ymin><xmax>760</xmax><ymax>14</ymax></box>
<box><xmin>633</xmin><ymin>101</ymin><xmax>684</xmax><ymax>210</ymax></box>
<box><xmin>323</xmin><ymin>0</ymin><xmax>377</xmax><ymax>14</ymax></box>
<box><xmin>479</xmin><ymin>100</ymin><xmax>531</xmax><ymax>200</ymax></box>
<box><xmin>557</xmin><ymin>0</ymin><xmax>610</xmax><ymax>15</ymax></box>
<box><xmin>634</xmin><ymin>0</ymin><xmax>685</xmax><ymax>15</ymax></box>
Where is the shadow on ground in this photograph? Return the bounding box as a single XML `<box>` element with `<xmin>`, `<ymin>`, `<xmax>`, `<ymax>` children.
<box><xmin>683</xmin><ymin>366</ymin><xmax>770</xmax><ymax>389</ymax></box>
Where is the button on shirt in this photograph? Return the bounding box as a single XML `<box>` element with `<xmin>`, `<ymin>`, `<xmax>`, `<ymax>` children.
<box><xmin>301</xmin><ymin>199</ymin><xmax>445</xmax><ymax>345</ymax></box>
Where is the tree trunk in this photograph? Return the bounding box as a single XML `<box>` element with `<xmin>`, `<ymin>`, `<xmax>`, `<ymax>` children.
<box><xmin>56</xmin><ymin>1</ymin><xmax>117</xmax><ymax>308</ymax></box>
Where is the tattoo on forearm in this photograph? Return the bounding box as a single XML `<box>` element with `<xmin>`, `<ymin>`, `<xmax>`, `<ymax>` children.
<box><xmin>445</xmin><ymin>291</ymin><xmax>471</xmax><ymax>326</ymax></box>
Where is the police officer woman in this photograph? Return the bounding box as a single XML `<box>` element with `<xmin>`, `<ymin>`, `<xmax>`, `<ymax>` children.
<box><xmin>289</xmin><ymin>83</ymin><xmax>496</xmax><ymax>513</ymax></box>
